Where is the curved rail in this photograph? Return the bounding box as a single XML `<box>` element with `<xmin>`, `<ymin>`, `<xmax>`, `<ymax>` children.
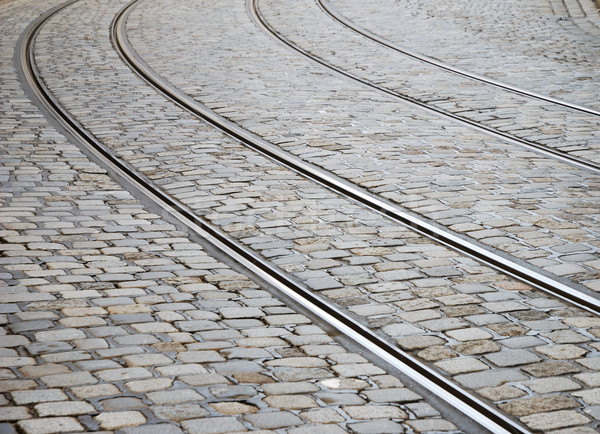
<box><xmin>251</xmin><ymin>0</ymin><xmax>600</xmax><ymax>175</ymax></box>
<box><xmin>247</xmin><ymin>0</ymin><xmax>600</xmax><ymax>310</ymax></box>
<box><xmin>318</xmin><ymin>0</ymin><xmax>600</xmax><ymax>117</ymax></box>
<box><xmin>109</xmin><ymin>0</ymin><xmax>600</xmax><ymax>313</ymax></box>
<box><xmin>17</xmin><ymin>1</ymin><xmax>526</xmax><ymax>433</ymax></box>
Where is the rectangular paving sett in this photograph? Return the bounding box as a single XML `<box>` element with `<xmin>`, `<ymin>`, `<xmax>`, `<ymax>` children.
<box><xmin>3</xmin><ymin>0</ymin><xmax>600</xmax><ymax>432</ymax></box>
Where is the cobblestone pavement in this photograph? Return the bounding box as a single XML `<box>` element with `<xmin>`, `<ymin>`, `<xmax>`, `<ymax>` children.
<box><xmin>328</xmin><ymin>0</ymin><xmax>600</xmax><ymax>109</ymax></box>
<box><xmin>2</xmin><ymin>1</ymin><xmax>464</xmax><ymax>433</ymax></box>
<box><xmin>125</xmin><ymin>0</ymin><xmax>600</xmax><ymax>293</ymax></box>
<box><xmin>3</xmin><ymin>0</ymin><xmax>600</xmax><ymax>432</ymax></box>
<box><xmin>259</xmin><ymin>0</ymin><xmax>600</xmax><ymax>164</ymax></box>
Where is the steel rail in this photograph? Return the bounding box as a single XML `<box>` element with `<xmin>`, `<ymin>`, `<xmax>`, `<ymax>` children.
<box><xmin>252</xmin><ymin>0</ymin><xmax>600</xmax><ymax>175</ymax></box>
<box><xmin>318</xmin><ymin>0</ymin><xmax>600</xmax><ymax>118</ymax></box>
<box><xmin>246</xmin><ymin>0</ymin><xmax>600</xmax><ymax>314</ymax></box>
<box><xmin>109</xmin><ymin>0</ymin><xmax>600</xmax><ymax>317</ymax></box>
<box><xmin>17</xmin><ymin>1</ymin><xmax>524</xmax><ymax>433</ymax></box>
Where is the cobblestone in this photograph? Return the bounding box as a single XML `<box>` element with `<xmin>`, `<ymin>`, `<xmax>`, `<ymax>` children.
<box><xmin>128</xmin><ymin>0</ymin><xmax>600</xmax><ymax>296</ymax></box>
<box><xmin>0</xmin><ymin>2</ymin><xmax>471</xmax><ymax>432</ymax></box>
<box><xmin>330</xmin><ymin>0</ymin><xmax>600</xmax><ymax>105</ymax></box>
<box><xmin>18</xmin><ymin>417</ymin><xmax>85</xmax><ymax>434</ymax></box>
<box><xmin>2</xmin><ymin>0</ymin><xmax>600</xmax><ymax>431</ymax></box>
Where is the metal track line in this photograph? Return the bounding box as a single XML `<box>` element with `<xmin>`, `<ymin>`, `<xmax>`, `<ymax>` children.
<box><xmin>318</xmin><ymin>0</ymin><xmax>600</xmax><ymax>117</ymax></box>
<box><xmin>251</xmin><ymin>0</ymin><xmax>600</xmax><ymax>175</ymax></box>
<box><xmin>111</xmin><ymin>0</ymin><xmax>600</xmax><ymax>317</ymax></box>
<box><xmin>17</xmin><ymin>2</ymin><xmax>524</xmax><ymax>433</ymax></box>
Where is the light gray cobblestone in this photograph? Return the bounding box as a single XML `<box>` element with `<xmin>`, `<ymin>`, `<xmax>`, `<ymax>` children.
<box><xmin>127</xmin><ymin>0</ymin><xmax>600</xmax><ymax>295</ymax></box>
<box><xmin>0</xmin><ymin>3</ymin><xmax>459</xmax><ymax>433</ymax></box>
<box><xmin>2</xmin><ymin>0</ymin><xmax>600</xmax><ymax>431</ymax></box>
<box><xmin>330</xmin><ymin>0</ymin><xmax>600</xmax><ymax>106</ymax></box>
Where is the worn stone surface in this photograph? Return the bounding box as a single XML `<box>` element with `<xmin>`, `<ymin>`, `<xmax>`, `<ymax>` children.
<box><xmin>2</xmin><ymin>0</ymin><xmax>600</xmax><ymax>432</ymax></box>
<box><xmin>0</xmin><ymin>3</ymin><xmax>456</xmax><ymax>433</ymax></box>
<box><xmin>130</xmin><ymin>0</ymin><xmax>600</xmax><ymax>296</ymax></box>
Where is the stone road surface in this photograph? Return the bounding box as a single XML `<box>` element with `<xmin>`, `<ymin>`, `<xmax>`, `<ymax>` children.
<box><xmin>1</xmin><ymin>1</ymin><xmax>466</xmax><ymax>433</ymax></box>
<box><xmin>127</xmin><ymin>0</ymin><xmax>600</xmax><ymax>293</ymax></box>
<box><xmin>2</xmin><ymin>0</ymin><xmax>600</xmax><ymax>432</ymax></box>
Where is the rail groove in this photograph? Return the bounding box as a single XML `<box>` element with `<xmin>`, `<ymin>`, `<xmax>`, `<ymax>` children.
<box><xmin>263</xmin><ymin>0</ymin><xmax>600</xmax><ymax>314</ymax></box>
<box><xmin>252</xmin><ymin>0</ymin><xmax>600</xmax><ymax>175</ymax></box>
<box><xmin>15</xmin><ymin>0</ymin><xmax>528</xmax><ymax>433</ymax></box>
<box><xmin>116</xmin><ymin>0</ymin><xmax>600</xmax><ymax>394</ymax></box>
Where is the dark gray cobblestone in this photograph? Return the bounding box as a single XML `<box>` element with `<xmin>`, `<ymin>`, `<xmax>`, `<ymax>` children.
<box><xmin>16</xmin><ymin>0</ymin><xmax>600</xmax><ymax>431</ymax></box>
<box><xmin>126</xmin><ymin>0</ymin><xmax>600</xmax><ymax>293</ymax></box>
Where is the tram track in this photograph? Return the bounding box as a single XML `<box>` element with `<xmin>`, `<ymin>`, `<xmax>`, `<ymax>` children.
<box><xmin>111</xmin><ymin>0</ymin><xmax>599</xmax><ymax>315</ymax></box>
<box><xmin>113</xmin><ymin>0</ymin><xmax>600</xmax><ymax>414</ymax></box>
<box><xmin>109</xmin><ymin>4</ymin><xmax>600</xmax><ymax>427</ymax></box>
<box><xmin>16</xmin><ymin>0</ymin><xmax>600</xmax><ymax>431</ymax></box>
<box><xmin>251</xmin><ymin>0</ymin><xmax>600</xmax><ymax>175</ymax></box>
<box><xmin>16</xmin><ymin>1</ymin><xmax>532</xmax><ymax>433</ymax></box>
<box><xmin>318</xmin><ymin>0</ymin><xmax>600</xmax><ymax>118</ymax></box>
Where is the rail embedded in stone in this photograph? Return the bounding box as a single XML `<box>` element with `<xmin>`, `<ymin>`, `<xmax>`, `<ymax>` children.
<box><xmin>105</xmin><ymin>0</ymin><xmax>600</xmax><ymax>317</ymax></box>
<box><xmin>15</xmin><ymin>1</ymin><xmax>526</xmax><ymax>433</ymax></box>
<box><xmin>111</xmin><ymin>0</ymin><xmax>600</xmax><ymax>315</ymax></box>
<box><xmin>318</xmin><ymin>0</ymin><xmax>600</xmax><ymax>118</ymax></box>
<box><xmin>251</xmin><ymin>0</ymin><xmax>600</xmax><ymax>175</ymax></box>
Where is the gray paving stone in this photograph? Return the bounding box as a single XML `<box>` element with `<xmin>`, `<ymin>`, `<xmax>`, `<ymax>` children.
<box><xmin>499</xmin><ymin>395</ymin><xmax>580</xmax><ymax>417</ymax></box>
<box><xmin>101</xmin><ymin>397</ymin><xmax>146</xmax><ymax>410</ymax></box>
<box><xmin>123</xmin><ymin>424</ymin><xmax>184</xmax><ymax>434</ymax></box>
<box><xmin>41</xmin><ymin>371</ymin><xmax>97</xmax><ymax>387</ymax></box>
<box><xmin>95</xmin><ymin>411</ymin><xmax>147</xmax><ymax>430</ymax></box>
<box><xmin>261</xmin><ymin>382</ymin><xmax>319</xmax><ymax>395</ymax></box>
<box><xmin>536</xmin><ymin>344</ymin><xmax>588</xmax><ymax>360</ymax></box>
<box><xmin>362</xmin><ymin>388</ymin><xmax>422</xmax><ymax>403</ymax></box>
<box><xmin>152</xmin><ymin>404</ymin><xmax>209</xmax><ymax>422</ymax></box>
<box><xmin>342</xmin><ymin>405</ymin><xmax>407</xmax><ymax>420</ymax></box>
<box><xmin>500</xmin><ymin>336</ymin><xmax>546</xmax><ymax>349</ymax></box>
<box><xmin>484</xmin><ymin>349</ymin><xmax>542</xmax><ymax>367</ymax></box>
<box><xmin>524</xmin><ymin>377</ymin><xmax>581</xmax><ymax>394</ymax></box>
<box><xmin>521</xmin><ymin>413</ymin><xmax>594</xmax><ymax>432</ymax></box>
<box><xmin>347</xmin><ymin>420</ymin><xmax>404</xmax><ymax>433</ymax></box>
<box><xmin>244</xmin><ymin>411</ymin><xmax>303</xmax><ymax>429</ymax></box>
<box><xmin>17</xmin><ymin>417</ymin><xmax>85</xmax><ymax>434</ymax></box>
<box><xmin>210</xmin><ymin>360</ymin><xmax>263</xmax><ymax>374</ymax></box>
<box><xmin>454</xmin><ymin>369</ymin><xmax>528</xmax><ymax>388</ymax></box>
<box><xmin>11</xmin><ymin>389</ymin><xmax>68</xmax><ymax>404</ymax></box>
<box><xmin>4</xmin><ymin>1</ymin><xmax>600</xmax><ymax>433</ymax></box>
<box><xmin>210</xmin><ymin>385</ymin><xmax>257</xmax><ymax>399</ymax></box>
<box><xmin>418</xmin><ymin>318</ymin><xmax>467</xmax><ymax>331</ymax></box>
<box><xmin>522</xmin><ymin>361</ymin><xmax>581</xmax><ymax>377</ymax></box>
<box><xmin>405</xmin><ymin>402</ymin><xmax>440</xmax><ymax>418</ymax></box>
<box><xmin>405</xmin><ymin>419</ymin><xmax>458</xmax><ymax>432</ymax></box>
<box><xmin>147</xmin><ymin>389</ymin><xmax>205</xmax><ymax>405</ymax></box>
<box><xmin>315</xmin><ymin>392</ymin><xmax>366</xmax><ymax>406</ymax></box>
<box><xmin>522</xmin><ymin>320</ymin><xmax>569</xmax><ymax>331</ymax></box>
<box><xmin>435</xmin><ymin>357</ymin><xmax>490</xmax><ymax>375</ymax></box>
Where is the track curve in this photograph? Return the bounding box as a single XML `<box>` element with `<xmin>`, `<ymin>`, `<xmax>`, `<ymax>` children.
<box><xmin>107</xmin><ymin>0</ymin><xmax>600</xmax><ymax>315</ymax></box>
<box><xmin>11</xmin><ymin>0</ymin><xmax>600</xmax><ymax>427</ymax></box>
<box><xmin>16</xmin><ymin>0</ymin><xmax>529</xmax><ymax>432</ymax></box>
<box><xmin>318</xmin><ymin>0</ymin><xmax>600</xmax><ymax>118</ymax></box>
<box><xmin>252</xmin><ymin>0</ymin><xmax>600</xmax><ymax>175</ymax></box>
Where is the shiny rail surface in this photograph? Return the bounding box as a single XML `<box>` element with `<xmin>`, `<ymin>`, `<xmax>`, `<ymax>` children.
<box><xmin>122</xmin><ymin>0</ymin><xmax>600</xmax><ymax>317</ymax></box>
<box><xmin>250</xmin><ymin>0</ymin><xmax>600</xmax><ymax>175</ymax></box>
<box><xmin>113</xmin><ymin>0</ymin><xmax>600</xmax><ymax>315</ymax></box>
<box><xmin>318</xmin><ymin>0</ymin><xmax>600</xmax><ymax>118</ymax></box>
<box><xmin>118</xmin><ymin>0</ymin><xmax>600</xmax><ymax>385</ymax></box>
<box><xmin>15</xmin><ymin>0</ymin><xmax>526</xmax><ymax>433</ymax></box>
